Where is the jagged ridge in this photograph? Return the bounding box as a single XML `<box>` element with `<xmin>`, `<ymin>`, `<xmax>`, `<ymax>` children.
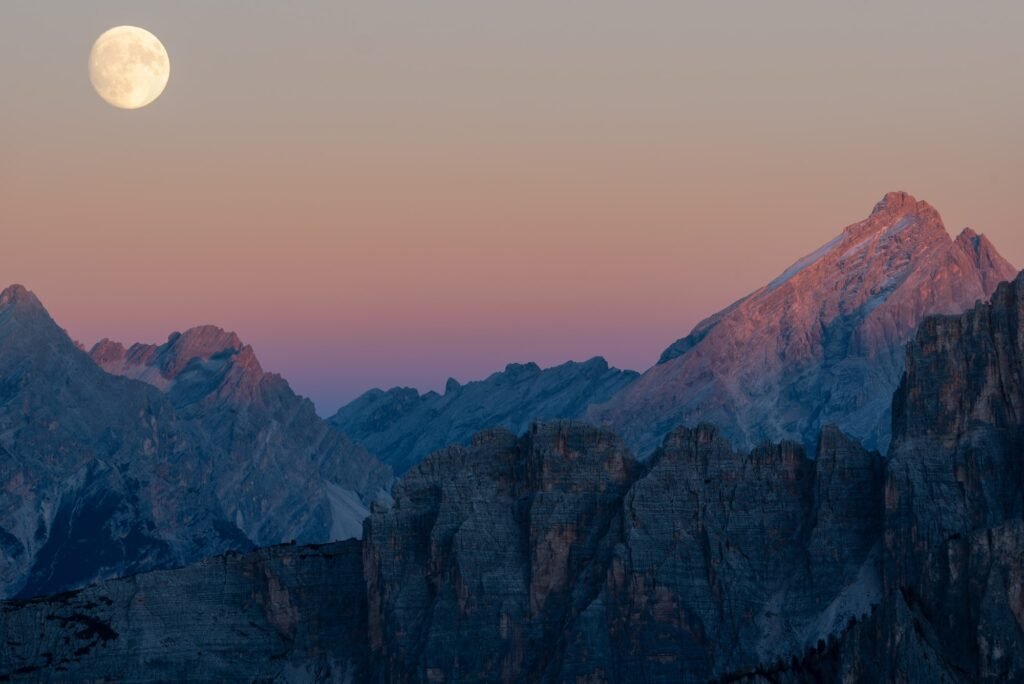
<box><xmin>329</xmin><ymin>356</ymin><xmax>638</xmax><ymax>474</ymax></box>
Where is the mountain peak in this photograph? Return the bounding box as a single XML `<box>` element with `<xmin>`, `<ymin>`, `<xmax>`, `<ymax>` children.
<box><xmin>956</xmin><ymin>226</ymin><xmax>979</xmax><ymax>241</ymax></box>
<box><xmin>0</xmin><ymin>284</ymin><xmax>44</xmax><ymax>312</ymax></box>
<box><xmin>590</xmin><ymin>194</ymin><xmax>1016</xmax><ymax>456</ymax></box>
<box><xmin>954</xmin><ymin>226</ymin><xmax>987</xmax><ymax>255</ymax></box>
<box><xmin>869</xmin><ymin>191</ymin><xmax>919</xmax><ymax>218</ymax></box>
<box><xmin>90</xmin><ymin>324</ymin><xmax>250</xmax><ymax>391</ymax></box>
<box><xmin>89</xmin><ymin>338</ymin><xmax>128</xmax><ymax>365</ymax></box>
<box><xmin>953</xmin><ymin>227</ymin><xmax>1017</xmax><ymax>293</ymax></box>
<box><xmin>843</xmin><ymin>191</ymin><xmax>945</xmax><ymax>242</ymax></box>
<box><xmin>169</xmin><ymin>325</ymin><xmax>243</xmax><ymax>358</ymax></box>
<box><xmin>954</xmin><ymin>226</ymin><xmax>999</xmax><ymax>256</ymax></box>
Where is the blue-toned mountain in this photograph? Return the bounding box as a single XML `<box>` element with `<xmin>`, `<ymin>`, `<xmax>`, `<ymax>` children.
<box><xmin>0</xmin><ymin>285</ymin><xmax>389</xmax><ymax>598</ymax></box>
<box><xmin>330</xmin><ymin>357</ymin><xmax>637</xmax><ymax>474</ymax></box>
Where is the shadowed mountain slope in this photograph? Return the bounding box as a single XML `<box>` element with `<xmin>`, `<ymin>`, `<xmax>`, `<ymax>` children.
<box><xmin>0</xmin><ymin>285</ymin><xmax>389</xmax><ymax>599</ymax></box>
<box><xmin>90</xmin><ymin>326</ymin><xmax>392</xmax><ymax>546</ymax></box>
<box><xmin>329</xmin><ymin>357</ymin><xmax>637</xmax><ymax>474</ymax></box>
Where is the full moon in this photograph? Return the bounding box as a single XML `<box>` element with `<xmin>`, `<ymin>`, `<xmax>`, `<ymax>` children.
<box><xmin>89</xmin><ymin>26</ymin><xmax>170</xmax><ymax>110</ymax></box>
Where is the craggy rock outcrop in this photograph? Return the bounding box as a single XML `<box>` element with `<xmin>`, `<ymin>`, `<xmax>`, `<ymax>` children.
<box><xmin>867</xmin><ymin>272</ymin><xmax>1024</xmax><ymax>682</ymax></box>
<box><xmin>363</xmin><ymin>421</ymin><xmax>884</xmax><ymax>683</ymax></box>
<box><xmin>0</xmin><ymin>285</ymin><xmax>390</xmax><ymax>599</ymax></box>
<box><xmin>720</xmin><ymin>272</ymin><xmax>1024</xmax><ymax>683</ymax></box>
<box><xmin>0</xmin><ymin>541</ymin><xmax>367</xmax><ymax>682</ymax></box>
<box><xmin>330</xmin><ymin>357</ymin><xmax>638</xmax><ymax>474</ymax></box>
<box><xmin>589</xmin><ymin>192</ymin><xmax>1017</xmax><ymax>456</ymax></box>
<box><xmin>90</xmin><ymin>326</ymin><xmax>393</xmax><ymax>545</ymax></box>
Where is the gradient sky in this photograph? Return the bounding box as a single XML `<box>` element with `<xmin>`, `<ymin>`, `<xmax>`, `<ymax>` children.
<box><xmin>2</xmin><ymin>1</ymin><xmax>1023</xmax><ymax>413</ymax></box>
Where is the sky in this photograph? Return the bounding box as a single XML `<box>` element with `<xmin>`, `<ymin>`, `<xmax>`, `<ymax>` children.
<box><xmin>2</xmin><ymin>1</ymin><xmax>1024</xmax><ymax>414</ymax></box>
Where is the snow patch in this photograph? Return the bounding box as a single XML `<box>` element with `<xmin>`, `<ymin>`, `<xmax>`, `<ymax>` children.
<box><xmin>324</xmin><ymin>481</ymin><xmax>370</xmax><ymax>541</ymax></box>
<box><xmin>800</xmin><ymin>542</ymin><xmax>882</xmax><ymax>647</ymax></box>
<box><xmin>882</xmin><ymin>216</ymin><xmax>914</xmax><ymax>238</ymax></box>
<box><xmin>97</xmin><ymin>360</ymin><xmax>176</xmax><ymax>391</ymax></box>
<box><xmin>753</xmin><ymin>543</ymin><xmax>882</xmax><ymax>664</ymax></box>
<box><xmin>766</xmin><ymin>233</ymin><xmax>845</xmax><ymax>292</ymax></box>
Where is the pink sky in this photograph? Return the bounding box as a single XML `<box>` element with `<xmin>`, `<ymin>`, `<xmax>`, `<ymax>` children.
<box><xmin>2</xmin><ymin>2</ymin><xmax>1023</xmax><ymax>412</ymax></box>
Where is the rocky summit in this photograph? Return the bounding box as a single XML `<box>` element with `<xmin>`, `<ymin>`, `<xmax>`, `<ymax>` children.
<box><xmin>330</xmin><ymin>356</ymin><xmax>638</xmax><ymax>474</ymax></box>
<box><xmin>588</xmin><ymin>192</ymin><xmax>1017</xmax><ymax>456</ymax></box>
<box><xmin>866</xmin><ymin>271</ymin><xmax>1024</xmax><ymax>682</ymax></box>
<box><xmin>0</xmin><ymin>285</ymin><xmax>390</xmax><ymax>599</ymax></box>
<box><xmin>90</xmin><ymin>325</ymin><xmax>393</xmax><ymax>547</ymax></box>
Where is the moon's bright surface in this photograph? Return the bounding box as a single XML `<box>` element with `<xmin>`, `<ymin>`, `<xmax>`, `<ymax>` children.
<box><xmin>89</xmin><ymin>26</ymin><xmax>170</xmax><ymax>110</ymax></box>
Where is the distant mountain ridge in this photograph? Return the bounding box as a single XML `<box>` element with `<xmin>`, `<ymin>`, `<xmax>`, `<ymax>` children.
<box><xmin>588</xmin><ymin>191</ymin><xmax>1017</xmax><ymax>455</ymax></box>
<box><xmin>328</xmin><ymin>357</ymin><xmax>638</xmax><ymax>474</ymax></box>
<box><xmin>0</xmin><ymin>286</ymin><xmax>390</xmax><ymax>598</ymax></box>
<box><xmin>329</xmin><ymin>192</ymin><xmax>1016</xmax><ymax>472</ymax></box>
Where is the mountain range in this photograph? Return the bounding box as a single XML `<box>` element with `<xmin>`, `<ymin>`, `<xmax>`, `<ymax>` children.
<box><xmin>0</xmin><ymin>288</ymin><xmax>390</xmax><ymax>599</ymax></box>
<box><xmin>1</xmin><ymin>191</ymin><xmax>1022</xmax><ymax>681</ymax></box>
<box><xmin>333</xmin><ymin>192</ymin><xmax>1016</xmax><ymax>465</ymax></box>
<box><xmin>3</xmin><ymin>191</ymin><xmax>1012</xmax><ymax>600</ymax></box>
<box><xmin>5</xmin><ymin>269</ymin><xmax>1024</xmax><ymax>681</ymax></box>
<box><xmin>329</xmin><ymin>357</ymin><xmax>638</xmax><ymax>474</ymax></box>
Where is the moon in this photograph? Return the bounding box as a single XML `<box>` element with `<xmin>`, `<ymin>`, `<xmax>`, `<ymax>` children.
<box><xmin>89</xmin><ymin>26</ymin><xmax>170</xmax><ymax>110</ymax></box>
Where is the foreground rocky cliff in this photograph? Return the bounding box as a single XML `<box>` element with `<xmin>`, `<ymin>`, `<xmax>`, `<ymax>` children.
<box><xmin>330</xmin><ymin>357</ymin><xmax>638</xmax><ymax>474</ymax></box>
<box><xmin>0</xmin><ymin>541</ymin><xmax>367</xmax><ymax>682</ymax></box>
<box><xmin>844</xmin><ymin>271</ymin><xmax>1024</xmax><ymax>682</ymax></box>
<box><xmin>2</xmin><ymin>421</ymin><xmax>883</xmax><ymax>683</ymax></box>
<box><xmin>589</xmin><ymin>192</ymin><xmax>1017</xmax><ymax>457</ymax></box>
<box><xmin>364</xmin><ymin>421</ymin><xmax>883</xmax><ymax>683</ymax></box>
<box><xmin>710</xmin><ymin>273</ymin><xmax>1024</xmax><ymax>683</ymax></box>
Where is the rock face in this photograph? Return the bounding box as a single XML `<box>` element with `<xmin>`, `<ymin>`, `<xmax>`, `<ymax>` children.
<box><xmin>0</xmin><ymin>285</ymin><xmax>236</xmax><ymax>599</ymax></box>
<box><xmin>363</xmin><ymin>421</ymin><xmax>884</xmax><ymax>683</ymax></box>
<box><xmin>0</xmin><ymin>541</ymin><xmax>367</xmax><ymax>682</ymax></box>
<box><xmin>330</xmin><ymin>357</ymin><xmax>638</xmax><ymax>474</ymax></box>
<box><xmin>90</xmin><ymin>326</ymin><xmax>393</xmax><ymax>546</ymax></box>
<box><xmin>711</xmin><ymin>271</ymin><xmax>1024</xmax><ymax>683</ymax></box>
<box><xmin>589</xmin><ymin>192</ymin><xmax>1017</xmax><ymax>456</ymax></box>
<box><xmin>0</xmin><ymin>285</ymin><xmax>390</xmax><ymax>599</ymax></box>
<box><xmin>861</xmin><ymin>272</ymin><xmax>1024</xmax><ymax>682</ymax></box>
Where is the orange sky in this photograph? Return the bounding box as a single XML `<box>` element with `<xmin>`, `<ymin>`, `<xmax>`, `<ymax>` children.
<box><xmin>2</xmin><ymin>2</ymin><xmax>1023</xmax><ymax>412</ymax></box>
